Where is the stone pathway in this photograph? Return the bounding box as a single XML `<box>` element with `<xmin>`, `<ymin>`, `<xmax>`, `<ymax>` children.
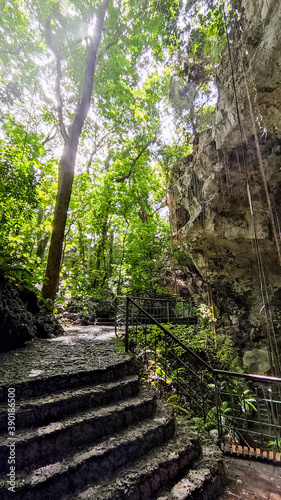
<box><xmin>0</xmin><ymin>325</ymin><xmax>224</xmax><ymax>499</ymax></box>
<box><xmin>1</xmin><ymin>325</ymin><xmax>280</xmax><ymax>499</ymax></box>
<box><xmin>0</xmin><ymin>325</ymin><xmax>117</xmax><ymax>387</ymax></box>
<box><xmin>219</xmin><ymin>457</ymin><xmax>281</xmax><ymax>500</ymax></box>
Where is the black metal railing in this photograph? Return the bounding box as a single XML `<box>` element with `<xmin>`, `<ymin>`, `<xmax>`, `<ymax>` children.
<box><xmin>115</xmin><ymin>295</ymin><xmax>195</xmax><ymax>335</ymax></box>
<box><xmin>115</xmin><ymin>296</ymin><xmax>281</xmax><ymax>457</ymax></box>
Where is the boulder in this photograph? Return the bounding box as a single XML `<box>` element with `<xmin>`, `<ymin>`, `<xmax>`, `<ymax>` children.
<box><xmin>243</xmin><ymin>348</ymin><xmax>270</xmax><ymax>374</ymax></box>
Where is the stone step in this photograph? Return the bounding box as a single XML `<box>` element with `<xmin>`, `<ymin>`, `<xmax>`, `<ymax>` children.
<box><xmin>96</xmin><ymin>322</ymin><xmax>115</xmax><ymax>326</ymax></box>
<box><xmin>0</xmin><ymin>387</ymin><xmax>157</xmax><ymax>474</ymax></box>
<box><xmin>157</xmin><ymin>444</ymin><xmax>223</xmax><ymax>500</ymax></box>
<box><xmin>64</xmin><ymin>417</ymin><xmax>201</xmax><ymax>500</ymax></box>
<box><xmin>0</xmin><ymin>402</ymin><xmax>175</xmax><ymax>500</ymax></box>
<box><xmin>96</xmin><ymin>318</ymin><xmax>115</xmax><ymax>326</ymax></box>
<box><xmin>0</xmin><ymin>375</ymin><xmax>139</xmax><ymax>434</ymax></box>
<box><xmin>0</xmin><ymin>357</ymin><xmax>136</xmax><ymax>404</ymax></box>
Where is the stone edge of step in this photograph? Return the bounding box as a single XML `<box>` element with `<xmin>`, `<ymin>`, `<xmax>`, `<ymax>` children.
<box><xmin>0</xmin><ymin>357</ymin><xmax>137</xmax><ymax>404</ymax></box>
<box><xmin>157</xmin><ymin>442</ymin><xmax>224</xmax><ymax>500</ymax></box>
<box><xmin>0</xmin><ymin>386</ymin><xmax>157</xmax><ymax>472</ymax></box>
<box><xmin>0</xmin><ymin>401</ymin><xmax>175</xmax><ymax>500</ymax></box>
<box><xmin>64</xmin><ymin>416</ymin><xmax>201</xmax><ymax>500</ymax></box>
<box><xmin>0</xmin><ymin>375</ymin><xmax>140</xmax><ymax>433</ymax></box>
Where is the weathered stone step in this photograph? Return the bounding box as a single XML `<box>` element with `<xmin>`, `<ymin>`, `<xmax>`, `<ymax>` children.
<box><xmin>0</xmin><ymin>375</ymin><xmax>139</xmax><ymax>434</ymax></box>
<box><xmin>0</xmin><ymin>387</ymin><xmax>157</xmax><ymax>474</ymax></box>
<box><xmin>64</xmin><ymin>417</ymin><xmax>201</xmax><ymax>500</ymax></box>
<box><xmin>0</xmin><ymin>402</ymin><xmax>175</xmax><ymax>500</ymax></box>
<box><xmin>96</xmin><ymin>322</ymin><xmax>115</xmax><ymax>326</ymax></box>
<box><xmin>157</xmin><ymin>444</ymin><xmax>223</xmax><ymax>500</ymax></box>
<box><xmin>0</xmin><ymin>357</ymin><xmax>136</xmax><ymax>404</ymax></box>
<box><xmin>96</xmin><ymin>318</ymin><xmax>115</xmax><ymax>326</ymax></box>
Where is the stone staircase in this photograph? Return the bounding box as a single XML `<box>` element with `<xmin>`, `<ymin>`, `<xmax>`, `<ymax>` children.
<box><xmin>95</xmin><ymin>317</ymin><xmax>115</xmax><ymax>327</ymax></box>
<box><xmin>0</xmin><ymin>336</ymin><xmax>223</xmax><ymax>500</ymax></box>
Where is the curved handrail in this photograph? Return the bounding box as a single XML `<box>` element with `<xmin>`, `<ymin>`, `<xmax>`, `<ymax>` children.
<box><xmin>116</xmin><ymin>295</ymin><xmax>192</xmax><ymax>302</ymax></box>
<box><xmin>126</xmin><ymin>297</ymin><xmax>281</xmax><ymax>385</ymax></box>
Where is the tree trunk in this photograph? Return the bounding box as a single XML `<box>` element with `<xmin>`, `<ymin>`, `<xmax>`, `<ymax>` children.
<box><xmin>93</xmin><ymin>218</ymin><xmax>108</xmax><ymax>289</ymax></box>
<box><xmin>42</xmin><ymin>142</ymin><xmax>77</xmax><ymax>300</ymax></box>
<box><xmin>108</xmin><ymin>230</ymin><xmax>114</xmax><ymax>278</ymax></box>
<box><xmin>42</xmin><ymin>0</ymin><xmax>110</xmax><ymax>301</ymax></box>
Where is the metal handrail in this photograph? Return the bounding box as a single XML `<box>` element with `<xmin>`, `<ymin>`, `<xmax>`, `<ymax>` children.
<box><xmin>125</xmin><ymin>296</ymin><xmax>281</xmax><ymax>385</ymax></box>
<box><xmin>118</xmin><ymin>295</ymin><xmax>281</xmax><ymax>455</ymax></box>
<box><xmin>116</xmin><ymin>295</ymin><xmax>192</xmax><ymax>302</ymax></box>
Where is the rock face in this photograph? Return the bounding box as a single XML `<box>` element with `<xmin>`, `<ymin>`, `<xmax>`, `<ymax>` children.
<box><xmin>57</xmin><ymin>298</ymin><xmax>115</xmax><ymax>326</ymax></box>
<box><xmin>243</xmin><ymin>348</ymin><xmax>270</xmax><ymax>374</ymax></box>
<box><xmin>169</xmin><ymin>0</ymin><xmax>281</xmax><ymax>364</ymax></box>
<box><xmin>0</xmin><ymin>272</ymin><xmax>64</xmax><ymax>352</ymax></box>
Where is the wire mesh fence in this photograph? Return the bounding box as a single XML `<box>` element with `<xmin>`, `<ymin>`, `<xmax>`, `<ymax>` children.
<box><xmin>116</xmin><ymin>296</ymin><xmax>281</xmax><ymax>459</ymax></box>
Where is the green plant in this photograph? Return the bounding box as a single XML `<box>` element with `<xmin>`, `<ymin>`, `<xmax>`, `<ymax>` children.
<box><xmin>139</xmin><ymin>305</ymin><xmax>232</xmax><ymax>370</ymax></box>
<box><xmin>268</xmin><ymin>439</ymin><xmax>281</xmax><ymax>452</ymax></box>
<box><xmin>167</xmin><ymin>394</ymin><xmax>189</xmax><ymax>415</ymax></box>
<box><xmin>220</xmin><ymin>379</ymin><xmax>257</xmax><ymax>416</ymax></box>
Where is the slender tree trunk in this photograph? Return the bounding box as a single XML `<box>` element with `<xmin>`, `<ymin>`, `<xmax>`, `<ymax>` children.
<box><xmin>93</xmin><ymin>219</ymin><xmax>108</xmax><ymax>289</ymax></box>
<box><xmin>42</xmin><ymin>0</ymin><xmax>110</xmax><ymax>301</ymax></box>
<box><xmin>42</xmin><ymin>142</ymin><xmax>77</xmax><ymax>299</ymax></box>
<box><xmin>116</xmin><ymin>225</ymin><xmax>128</xmax><ymax>296</ymax></box>
<box><xmin>108</xmin><ymin>230</ymin><xmax>114</xmax><ymax>277</ymax></box>
<box><xmin>77</xmin><ymin>221</ymin><xmax>86</xmax><ymax>268</ymax></box>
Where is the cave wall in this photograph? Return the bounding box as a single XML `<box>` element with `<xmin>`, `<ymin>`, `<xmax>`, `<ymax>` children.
<box><xmin>169</xmin><ymin>0</ymin><xmax>281</xmax><ymax>370</ymax></box>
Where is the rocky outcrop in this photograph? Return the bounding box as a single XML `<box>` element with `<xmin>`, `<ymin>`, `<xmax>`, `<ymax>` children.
<box><xmin>0</xmin><ymin>271</ymin><xmax>63</xmax><ymax>352</ymax></box>
<box><xmin>169</xmin><ymin>0</ymin><xmax>281</xmax><ymax>365</ymax></box>
<box><xmin>56</xmin><ymin>297</ymin><xmax>115</xmax><ymax>326</ymax></box>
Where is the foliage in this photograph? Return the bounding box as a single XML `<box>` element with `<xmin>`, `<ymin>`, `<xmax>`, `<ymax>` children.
<box><xmin>0</xmin><ymin>0</ymin><xmax>184</xmax><ymax>298</ymax></box>
<box><xmin>133</xmin><ymin>303</ymin><xmax>230</xmax><ymax>384</ymax></box>
<box><xmin>167</xmin><ymin>394</ymin><xmax>189</xmax><ymax>415</ymax></box>
<box><xmin>57</xmin><ymin>141</ymin><xmax>171</xmax><ymax>298</ymax></box>
<box><xmin>135</xmin><ymin>303</ymin><xmax>232</xmax><ymax>370</ymax></box>
<box><xmin>129</xmin><ymin>301</ymin><xmax>255</xmax><ymax>438</ymax></box>
<box><xmin>169</xmin><ymin>0</ymin><xmax>227</xmax><ymax>143</ymax></box>
<box><xmin>0</xmin><ymin>0</ymin><xmax>231</xmax><ymax>301</ymax></box>
<box><xmin>0</xmin><ymin>117</ymin><xmax>57</xmax><ymax>286</ymax></box>
<box><xmin>268</xmin><ymin>439</ymin><xmax>281</xmax><ymax>452</ymax></box>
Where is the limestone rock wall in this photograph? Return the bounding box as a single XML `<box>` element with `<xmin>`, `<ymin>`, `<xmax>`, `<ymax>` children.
<box><xmin>214</xmin><ymin>0</ymin><xmax>281</xmax><ymax>149</ymax></box>
<box><xmin>170</xmin><ymin>1</ymin><xmax>281</xmax><ymax>364</ymax></box>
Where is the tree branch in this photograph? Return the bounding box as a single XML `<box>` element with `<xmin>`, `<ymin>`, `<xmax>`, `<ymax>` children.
<box><xmin>55</xmin><ymin>55</ymin><xmax>68</xmax><ymax>142</ymax></box>
<box><xmin>42</xmin><ymin>126</ymin><xmax>57</xmax><ymax>145</ymax></box>
<box><xmin>0</xmin><ymin>43</ymin><xmax>28</xmax><ymax>56</ymax></box>
<box><xmin>115</xmin><ymin>140</ymin><xmax>153</xmax><ymax>182</ymax></box>
<box><xmin>71</xmin><ymin>0</ymin><xmax>110</xmax><ymax>139</ymax></box>
<box><xmin>86</xmin><ymin>129</ymin><xmax>114</xmax><ymax>173</ymax></box>
<box><xmin>97</xmin><ymin>1</ymin><xmax>149</xmax><ymax>62</ymax></box>
<box><xmin>44</xmin><ymin>15</ymin><xmax>68</xmax><ymax>142</ymax></box>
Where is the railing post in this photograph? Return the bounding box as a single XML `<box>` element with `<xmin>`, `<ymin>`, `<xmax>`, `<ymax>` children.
<box><xmin>215</xmin><ymin>375</ymin><xmax>222</xmax><ymax>444</ymax></box>
<box><xmin>114</xmin><ymin>296</ymin><xmax>117</xmax><ymax>337</ymax></box>
<box><xmin>201</xmin><ymin>372</ymin><xmax>206</xmax><ymax>421</ymax></box>
<box><xmin>255</xmin><ymin>387</ymin><xmax>263</xmax><ymax>445</ymax></box>
<box><xmin>125</xmin><ymin>296</ymin><xmax>129</xmax><ymax>352</ymax></box>
<box><xmin>269</xmin><ymin>388</ymin><xmax>275</xmax><ymax>425</ymax></box>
